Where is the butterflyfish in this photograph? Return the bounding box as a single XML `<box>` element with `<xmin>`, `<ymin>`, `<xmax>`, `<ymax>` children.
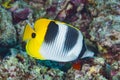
<box><xmin>23</xmin><ymin>18</ymin><xmax>95</xmax><ymax>62</ymax></box>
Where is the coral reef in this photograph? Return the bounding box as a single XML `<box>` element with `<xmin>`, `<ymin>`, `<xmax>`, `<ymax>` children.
<box><xmin>88</xmin><ymin>0</ymin><xmax>120</xmax><ymax>49</ymax></box>
<box><xmin>0</xmin><ymin>54</ymin><xmax>64</xmax><ymax>80</ymax></box>
<box><xmin>0</xmin><ymin>7</ymin><xmax>16</xmax><ymax>47</ymax></box>
<box><xmin>0</xmin><ymin>0</ymin><xmax>120</xmax><ymax>80</ymax></box>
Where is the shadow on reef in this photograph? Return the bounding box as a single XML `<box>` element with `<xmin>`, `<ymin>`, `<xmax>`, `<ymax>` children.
<box><xmin>0</xmin><ymin>47</ymin><xmax>9</xmax><ymax>58</ymax></box>
<box><xmin>0</xmin><ymin>42</ymin><xmax>26</xmax><ymax>59</ymax></box>
<box><xmin>36</xmin><ymin>60</ymin><xmax>72</xmax><ymax>72</ymax></box>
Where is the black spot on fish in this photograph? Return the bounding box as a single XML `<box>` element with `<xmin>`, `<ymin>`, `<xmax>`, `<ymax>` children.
<box><xmin>77</xmin><ymin>39</ymin><xmax>87</xmax><ymax>59</ymax></box>
<box><xmin>31</xmin><ymin>32</ymin><xmax>36</xmax><ymax>38</ymax></box>
<box><xmin>63</xmin><ymin>26</ymin><xmax>79</xmax><ymax>52</ymax></box>
<box><xmin>44</xmin><ymin>21</ymin><xmax>58</xmax><ymax>43</ymax></box>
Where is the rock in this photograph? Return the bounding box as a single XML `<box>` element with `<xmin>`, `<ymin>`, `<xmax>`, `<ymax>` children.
<box><xmin>0</xmin><ymin>7</ymin><xmax>16</xmax><ymax>54</ymax></box>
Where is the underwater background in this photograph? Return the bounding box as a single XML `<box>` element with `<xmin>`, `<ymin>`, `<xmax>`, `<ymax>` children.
<box><xmin>0</xmin><ymin>0</ymin><xmax>120</xmax><ymax>80</ymax></box>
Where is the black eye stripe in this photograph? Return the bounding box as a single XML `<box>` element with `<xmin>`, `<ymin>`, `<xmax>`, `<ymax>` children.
<box><xmin>32</xmin><ymin>33</ymin><xmax>36</xmax><ymax>38</ymax></box>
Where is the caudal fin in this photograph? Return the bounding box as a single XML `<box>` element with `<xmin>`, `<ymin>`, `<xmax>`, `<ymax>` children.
<box><xmin>81</xmin><ymin>50</ymin><xmax>95</xmax><ymax>59</ymax></box>
<box><xmin>23</xmin><ymin>24</ymin><xmax>35</xmax><ymax>41</ymax></box>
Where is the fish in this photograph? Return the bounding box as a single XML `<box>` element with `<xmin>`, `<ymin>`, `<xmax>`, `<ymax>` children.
<box><xmin>23</xmin><ymin>18</ymin><xmax>95</xmax><ymax>63</ymax></box>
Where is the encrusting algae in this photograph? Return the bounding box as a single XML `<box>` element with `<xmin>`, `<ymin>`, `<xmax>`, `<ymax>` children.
<box><xmin>0</xmin><ymin>0</ymin><xmax>120</xmax><ymax>80</ymax></box>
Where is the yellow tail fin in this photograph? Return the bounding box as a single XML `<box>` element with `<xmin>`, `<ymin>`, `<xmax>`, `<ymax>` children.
<box><xmin>23</xmin><ymin>24</ymin><xmax>35</xmax><ymax>41</ymax></box>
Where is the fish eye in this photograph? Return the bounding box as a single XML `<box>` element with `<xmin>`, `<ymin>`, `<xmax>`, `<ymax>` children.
<box><xmin>31</xmin><ymin>33</ymin><xmax>36</xmax><ymax>38</ymax></box>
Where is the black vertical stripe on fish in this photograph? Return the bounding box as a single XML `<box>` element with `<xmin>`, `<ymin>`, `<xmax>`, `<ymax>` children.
<box><xmin>63</xmin><ymin>26</ymin><xmax>79</xmax><ymax>52</ymax></box>
<box><xmin>44</xmin><ymin>21</ymin><xmax>58</xmax><ymax>43</ymax></box>
<box><xmin>77</xmin><ymin>39</ymin><xmax>87</xmax><ymax>59</ymax></box>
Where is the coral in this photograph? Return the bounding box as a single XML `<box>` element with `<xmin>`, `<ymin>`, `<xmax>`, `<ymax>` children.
<box><xmin>88</xmin><ymin>0</ymin><xmax>120</xmax><ymax>45</ymax></box>
<box><xmin>0</xmin><ymin>0</ymin><xmax>120</xmax><ymax>80</ymax></box>
<box><xmin>12</xmin><ymin>8</ymin><xmax>31</xmax><ymax>24</ymax></box>
<box><xmin>0</xmin><ymin>7</ymin><xmax>16</xmax><ymax>48</ymax></box>
<box><xmin>0</xmin><ymin>54</ymin><xmax>64</xmax><ymax>80</ymax></box>
<box><xmin>64</xmin><ymin>64</ymin><xmax>108</xmax><ymax>80</ymax></box>
<box><xmin>90</xmin><ymin>15</ymin><xmax>120</xmax><ymax>47</ymax></box>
